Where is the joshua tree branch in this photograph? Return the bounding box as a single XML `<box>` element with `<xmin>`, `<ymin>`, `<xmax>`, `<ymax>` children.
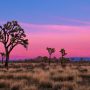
<box><xmin>8</xmin><ymin>40</ymin><xmax>26</xmax><ymax>53</ymax></box>
<box><xmin>9</xmin><ymin>43</ymin><xmax>18</xmax><ymax>53</ymax></box>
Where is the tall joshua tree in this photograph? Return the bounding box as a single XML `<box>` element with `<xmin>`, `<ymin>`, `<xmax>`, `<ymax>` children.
<box><xmin>46</xmin><ymin>47</ymin><xmax>55</xmax><ymax>65</ymax></box>
<box><xmin>0</xmin><ymin>52</ymin><xmax>5</xmax><ymax>64</ymax></box>
<box><xmin>0</xmin><ymin>21</ymin><xmax>28</xmax><ymax>69</ymax></box>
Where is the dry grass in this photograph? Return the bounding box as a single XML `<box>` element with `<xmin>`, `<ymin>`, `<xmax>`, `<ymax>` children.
<box><xmin>0</xmin><ymin>62</ymin><xmax>89</xmax><ymax>90</ymax></box>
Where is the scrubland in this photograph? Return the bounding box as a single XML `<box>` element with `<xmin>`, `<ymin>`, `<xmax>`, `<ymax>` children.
<box><xmin>0</xmin><ymin>62</ymin><xmax>90</xmax><ymax>90</ymax></box>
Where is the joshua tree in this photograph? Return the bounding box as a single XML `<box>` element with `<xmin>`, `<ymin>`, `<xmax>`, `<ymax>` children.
<box><xmin>59</xmin><ymin>48</ymin><xmax>67</xmax><ymax>66</ymax></box>
<box><xmin>0</xmin><ymin>52</ymin><xmax>5</xmax><ymax>64</ymax></box>
<box><xmin>46</xmin><ymin>47</ymin><xmax>55</xmax><ymax>65</ymax></box>
<box><xmin>60</xmin><ymin>48</ymin><xmax>67</xmax><ymax>59</ymax></box>
<box><xmin>0</xmin><ymin>21</ymin><xmax>28</xmax><ymax>69</ymax></box>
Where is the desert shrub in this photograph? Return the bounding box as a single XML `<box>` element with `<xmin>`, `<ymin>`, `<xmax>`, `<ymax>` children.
<box><xmin>51</xmin><ymin>75</ymin><xmax>64</xmax><ymax>82</ymax></box>
<box><xmin>10</xmin><ymin>80</ymin><xmax>27</xmax><ymax>90</ymax></box>
<box><xmin>63</xmin><ymin>86</ymin><xmax>73</xmax><ymax>90</ymax></box>
<box><xmin>15</xmin><ymin>69</ymin><xmax>23</xmax><ymax>72</ymax></box>
<box><xmin>36</xmin><ymin>63</ymin><xmax>47</xmax><ymax>69</ymax></box>
<box><xmin>61</xmin><ymin>84</ymin><xmax>74</xmax><ymax>90</ymax></box>
<box><xmin>38</xmin><ymin>81</ymin><xmax>52</xmax><ymax>90</ymax></box>
<box><xmin>14</xmin><ymin>75</ymin><xmax>39</xmax><ymax>85</ymax></box>
<box><xmin>77</xmin><ymin>80</ymin><xmax>85</xmax><ymax>85</ymax></box>
<box><xmin>26</xmin><ymin>69</ymin><xmax>35</xmax><ymax>73</ymax></box>
<box><xmin>6</xmin><ymin>74</ymin><xmax>14</xmax><ymax>79</ymax></box>
<box><xmin>11</xmin><ymin>84</ymin><xmax>21</xmax><ymax>90</ymax></box>
<box><xmin>0</xmin><ymin>69</ymin><xmax>7</xmax><ymax>72</ymax></box>
<box><xmin>24</xmin><ymin>85</ymin><xmax>37</xmax><ymax>90</ymax></box>
<box><xmin>43</xmin><ymin>67</ymin><xmax>49</xmax><ymax>71</ymax></box>
<box><xmin>61</xmin><ymin>64</ymin><xmax>67</xmax><ymax>68</ymax></box>
<box><xmin>79</xmin><ymin>74</ymin><xmax>90</xmax><ymax>80</ymax></box>
<box><xmin>66</xmin><ymin>76</ymin><xmax>74</xmax><ymax>81</ymax></box>
<box><xmin>11</xmin><ymin>65</ymin><xmax>21</xmax><ymax>69</ymax></box>
<box><xmin>53</xmin><ymin>83</ymin><xmax>62</xmax><ymax>90</ymax></box>
<box><xmin>14</xmin><ymin>75</ymin><xmax>30</xmax><ymax>80</ymax></box>
<box><xmin>79</xmin><ymin>74</ymin><xmax>90</xmax><ymax>84</ymax></box>
<box><xmin>50</xmin><ymin>71</ymin><xmax>55</xmax><ymax>76</ymax></box>
<box><xmin>40</xmin><ymin>62</ymin><xmax>47</xmax><ymax>67</ymax></box>
<box><xmin>78</xmin><ymin>68</ymin><xmax>88</xmax><ymax>73</ymax></box>
<box><xmin>24</xmin><ymin>64</ymin><xmax>34</xmax><ymax>70</ymax></box>
<box><xmin>27</xmin><ymin>77</ymin><xmax>39</xmax><ymax>85</ymax></box>
<box><xmin>10</xmin><ymin>82</ymin><xmax>24</xmax><ymax>90</ymax></box>
<box><xmin>58</xmin><ymin>70</ymin><xmax>63</xmax><ymax>73</ymax></box>
<box><xmin>0</xmin><ymin>80</ymin><xmax>10</xmax><ymax>89</ymax></box>
<box><xmin>67</xmin><ymin>86</ymin><xmax>73</xmax><ymax>90</ymax></box>
<box><xmin>14</xmin><ymin>74</ymin><xmax>39</xmax><ymax>85</ymax></box>
<box><xmin>51</xmin><ymin>75</ymin><xmax>74</xmax><ymax>82</ymax></box>
<box><xmin>0</xmin><ymin>74</ymin><xmax>14</xmax><ymax>80</ymax></box>
<box><xmin>0</xmin><ymin>75</ymin><xmax>5</xmax><ymax>79</ymax></box>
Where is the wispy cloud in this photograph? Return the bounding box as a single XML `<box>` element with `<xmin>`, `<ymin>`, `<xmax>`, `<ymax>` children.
<box><xmin>54</xmin><ymin>16</ymin><xmax>90</xmax><ymax>25</ymax></box>
<box><xmin>0</xmin><ymin>20</ymin><xmax>90</xmax><ymax>58</ymax></box>
<box><xmin>20</xmin><ymin>22</ymin><xmax>90</xmax><ymax>34</ymax></box>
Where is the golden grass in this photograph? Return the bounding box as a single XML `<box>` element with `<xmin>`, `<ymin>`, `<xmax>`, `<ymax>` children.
<box><xmin>0</xmin><ymin>62</ymin><xmax>89</xmax><ymax>90</ymax></box>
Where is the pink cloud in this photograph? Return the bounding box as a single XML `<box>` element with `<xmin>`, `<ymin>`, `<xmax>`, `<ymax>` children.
<box><xmin>53</xmin><ymin>16</ymin><xmax>90</xmax><ymax>25</ymax></box>
<box><xmin>20</xmin><ymin>22</ymin><xmax>90</xmax><ymax>34</ymax></box>
<box><xmin>0</xmin><ymin>22</ymin><xmax>90</xmax><ymax>59</ymax></box>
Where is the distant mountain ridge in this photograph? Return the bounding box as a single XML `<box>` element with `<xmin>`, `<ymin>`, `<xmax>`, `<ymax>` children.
<box><xmin>70</xmin><ymin>57</ymin><xmax>90</xmax><ymax>61</ymax></box>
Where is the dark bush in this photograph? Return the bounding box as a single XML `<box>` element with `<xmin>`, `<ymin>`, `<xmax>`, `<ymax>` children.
<box><xmin>38</xmin><ymin>81</ymin><xmax>52</xmax><ymax>90</ymax></box>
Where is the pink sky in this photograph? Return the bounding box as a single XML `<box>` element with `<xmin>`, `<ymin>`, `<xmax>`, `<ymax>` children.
<box><xmin>0</xmin><ymin>23</ymin><xmax>90</xmax><ymax>59</ymax></box>
<box><xmin>0</xmin><ymin>0</ymin><xmax>90</xmax><ymax>60</ymax></box>
<box><xmin>14</xmin><ymin>23</ymin><xmax>90</xmax><ymax>59</ymax></box>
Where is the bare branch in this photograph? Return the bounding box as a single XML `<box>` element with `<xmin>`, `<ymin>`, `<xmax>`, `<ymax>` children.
<box><xmin>0</xmin><ymin>20</ymin><xmax>29</xmax><ymax>55</ymax></box>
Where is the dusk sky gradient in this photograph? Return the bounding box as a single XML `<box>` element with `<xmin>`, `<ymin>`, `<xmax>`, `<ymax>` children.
<box><xmin>0</xmin><ymin>0</ymin><xmax>90</xmax><ymax>59</ymax></box>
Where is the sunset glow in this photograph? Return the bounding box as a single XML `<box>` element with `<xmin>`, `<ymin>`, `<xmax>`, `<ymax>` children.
<box><xmin>0</xmin><ymin>0</ymin><xmax>90</xmax><ymax>59</ymax></box>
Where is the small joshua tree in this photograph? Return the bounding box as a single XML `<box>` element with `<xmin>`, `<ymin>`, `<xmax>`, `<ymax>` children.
<box><xmin>60</xmin><ymin>48</ymin><xmax>67</xmax><ymax>59</ymax></box>
<box><xmin>59</xmin><ymin>48</ymin><xmax>67</xmax><ymax>66</ymax></box>
<box><xmin>0</xmin><ymin>21</ymin><xmax>28</xmax><ymax>69</ymax></box>
<box><xmin>46</xmin><ymin>47</ymin><xmax>55</xmax><ymax>65</ymax></box>
<box><xmin>0</xmin><ymin>52</ymin><xmax>5</xmax><ymax>64</ymax></box>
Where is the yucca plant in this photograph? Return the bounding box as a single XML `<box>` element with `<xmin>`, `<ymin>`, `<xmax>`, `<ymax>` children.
<box><xmin>59</xmin><ymin>48</ymin><xmax>67</xmax><ymax>67</ymax></box>
<box><xmin>46</xmin><ymin>47</ymin><xmax>55</xmax><ymax>65</ymax></box>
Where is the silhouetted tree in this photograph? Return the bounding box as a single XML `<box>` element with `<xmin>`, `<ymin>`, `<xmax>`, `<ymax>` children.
<box><xmin>0</xmin><ymin>52</ymin><xmax>5</xmax><ymax>64</ymax></box>
<box><xmin>59</xmin><ymin>48</ymin><xmax>67</xmax><ymax>66</ymax></box>
<box><xmin>60</xmin><ymin>48</ymin><xmax>67</xmax><ymax>59</ymax></box>
<box><xmin>46</xmin><ymin>47</ymin><xmax>55</xmax><ymax>65</ymax></box>
<box><xmin>0</xmin><ymin>21</ymin><xmax>28</xmax><ymax>69</ymax></box>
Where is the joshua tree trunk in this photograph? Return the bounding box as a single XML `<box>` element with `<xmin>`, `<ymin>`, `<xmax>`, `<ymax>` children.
<box><xmin>2</xmin><ymin>56</ymin><xmax>4</xmax><ymax>64</ymax></box>
<box><xmin>62</xmin><ymin>55</ymin><xmax>64</xmax><ymax>59</ymax></box>
<box><xmin>5</xmin><ymin>53</ymin><xmax>9</xmax><ymax>70</ymax></box>
<box><xmin>61</xmin><ymin>55</ymin><xmax>64</xmax><ymax>65</ymax></box>
<box><xmin>49</xmin><ymin>54</ymin><xmax>51</xmax><ymax>65</ymax></box>
<box><xmin>5</xmin><ymin>48</ymin><xmax>10</xmax><ymax>70</ymax></box>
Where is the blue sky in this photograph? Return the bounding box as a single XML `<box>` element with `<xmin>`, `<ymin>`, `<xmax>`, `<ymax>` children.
<box><xmin>0</xmin><ymin>0</ymin><xmax>90</xmax><ymax>25</ymax></box>
<box><xmin>0</xmin><ymin>0</ymin><xmax>90</xmax><ymax>58</ymax></box>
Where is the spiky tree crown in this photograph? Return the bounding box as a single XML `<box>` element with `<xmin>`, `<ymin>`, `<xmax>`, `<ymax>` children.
<box><xmin>0</xmin><ymin>21</ymin><xmax>28</xmax><ymax>53</ymax></box>
<box><xmin>46</xmin><ymin>47</ymin><xmax>55</xmax><ymax>55</ymax></box>
<box><xmin>60</xmin><ymin>48</ymin><xmax>67</xmax><ymax>56</ymax></box>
